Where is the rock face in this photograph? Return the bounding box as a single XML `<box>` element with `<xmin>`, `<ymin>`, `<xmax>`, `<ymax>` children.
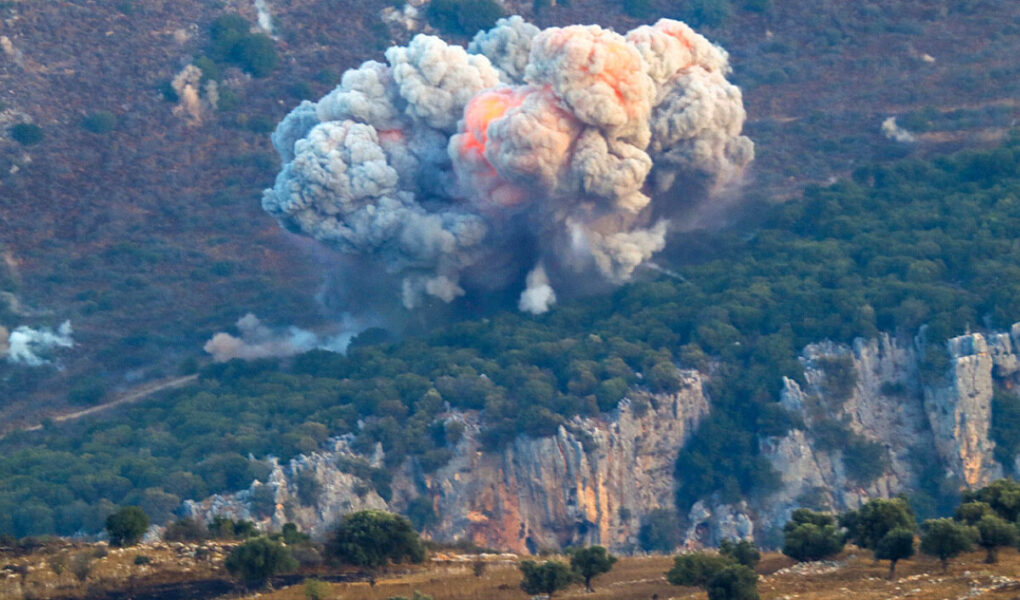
<box><xmin>187</xmin><ymin>371</ymin><xmax>709</xmax><ymax>553</ymax></box>
<box><xmin>187</xmin><ymin>326</ymin><xmax>1020</xmax><ymax>552</ymax></box>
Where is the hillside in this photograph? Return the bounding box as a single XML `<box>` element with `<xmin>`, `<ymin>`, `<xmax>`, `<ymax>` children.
<box><xmin>2</xmin><ymin>133</ymin><xmax>1019</xmax><ymax>542</ymax></box>
<box><xmin>4</xmin><ymin>543</ymin><xmax>1020</xmax><ymax>600</ymax></box>
<box><xmin>0</xmin><ymin>0</ymin><xmax>1017</xmax><ymax>425</ymax></box>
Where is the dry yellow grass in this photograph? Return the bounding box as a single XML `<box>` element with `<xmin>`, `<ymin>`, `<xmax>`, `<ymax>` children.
<box><xmin>254</xmin><ymin>548</ymin><xmax>1020</xmax><ymax>600</ymax></box>
<box><xmin>5</xmin><ymin>543</ymin><xmax>1020</xmax><ymax>599</ymax></box>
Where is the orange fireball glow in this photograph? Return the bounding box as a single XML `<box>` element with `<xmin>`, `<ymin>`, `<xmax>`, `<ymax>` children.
<box><xmin>656</xmin><ymin>21</ymin><xmax>694</xmax><ymax>49</ymax></box>
<box><xmin>377</xmin><ymin>129</ymin><xmax>406</xmax><ymax>144</ymax></box>
<box><xmin>459</xmin><ymin>88</ymin><xmax>528</xmax><ymax>158</ymax></box>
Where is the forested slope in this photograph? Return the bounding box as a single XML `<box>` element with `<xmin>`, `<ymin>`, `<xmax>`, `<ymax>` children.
<box><xmin>2</xmin><ymin>135</ymin><xmax>1019</xmax><ymax>538</ymax></box>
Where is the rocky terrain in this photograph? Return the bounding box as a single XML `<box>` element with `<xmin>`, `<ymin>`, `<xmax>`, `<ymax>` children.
<box><xmin>187</xmin><ymin>324</ymin><xmax>1020</xmax><ymax>552</ymax></box>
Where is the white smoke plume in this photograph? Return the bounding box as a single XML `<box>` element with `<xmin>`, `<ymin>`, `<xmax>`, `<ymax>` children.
<box><xmin>254</xmin><ymin>0</ymin><xmax>274</xmax><ymax>35</ymax></box>
<box><xmin>263</xmin><ymin>17</ymin><xmax>752</xmax><ymax>317</ymax></box>
<box><xmin>518</xmin><ymin>264</ymin><xmax>556</xmax><ymax>315</ymax></box>
<box><xmin>2</xmin><ymin>321</ymin><xmax>74</xmax><ymax>366</ymax></box>
<box><xmin>881</xmin><ymin>116</ymin><xmax>917</xmax><ymax>143</ymax></box>
<box><xmin>204</xmin><ymin>313</ymin><xmax>356</xmax><ymax>362</ymax></box>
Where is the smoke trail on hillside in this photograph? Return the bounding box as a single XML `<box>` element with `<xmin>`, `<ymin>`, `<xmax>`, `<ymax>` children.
<box><xmin>261</xmin><ymin>16</ymin><xmax>752</xmax><ymax>319</ymax></box>
<box><xmin>204</xmin><ymin>313</ymin><xmax>355</xmax><ymax>362</ymax></box>
<box><xmin>1</xmin><ymin>321</ymin><xmax>74</xmax><ymax>366</ymax></box>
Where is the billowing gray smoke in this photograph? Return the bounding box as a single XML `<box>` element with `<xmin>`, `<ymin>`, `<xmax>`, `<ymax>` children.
<box><xmin>2</xmin><ymin>321</ymin><xmax>74</xmax><ymax>366</ymax></box>
<box><xmin>204</xmin><ymin>313</ymin><xmax>355</xmax><ymax>362</ymax></box>
<box><xmin>263</xmin><ymin>16</ymin><xmax>752</xmax><ymax>315</ymax></box>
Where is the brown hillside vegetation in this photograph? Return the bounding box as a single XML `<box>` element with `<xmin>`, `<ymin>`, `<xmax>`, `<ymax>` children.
<box><xmin>6</xmin><ymin>543</ymin><xmax>1020</xmax><ymax>600</ymax></box>
<box><xmin>0</xmin><ymin>0</ymin><xmax>1017</xmax><ymax>423</ymax></box>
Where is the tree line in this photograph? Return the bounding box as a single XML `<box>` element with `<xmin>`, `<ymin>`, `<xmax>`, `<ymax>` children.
<box><xmin>1</xmin><ymin>134</ymin><xmax>1018</xmax><ymax>538</ymax></box>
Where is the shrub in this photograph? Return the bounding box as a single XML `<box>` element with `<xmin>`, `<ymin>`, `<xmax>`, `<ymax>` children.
<box><xmin>10</xmin><ymin>123</ymin><xmax>43</xmax><ymax>146</ymax></box>
<box><xmin>106</xmin><ymin>506</ymin><xmax>149</xmax><ymax>547</ymax></box>
<box><xmin>133</xmin><ymin>554</ymin><xmax>152</xmax><ymax>565</ymax></box>
<box><xmin>782</xmin><ymin>509</ymin><xmax>845</xmax><ymax>562</ymax></box>
<box><xmin>304</xmin><ymin>578</ymin><xmax>329</xmax><ymax>600</ymax></box>
<box><xmin>843</xmin><ymin>437</ymin><xmax>889</xmax><ymax>485</ymax></box>
<box><xmin>231</xmin><ymin>34</ymin><xmax>278</xmax><ymax>78</ymax></box>
<box><xmin>519</xmin><ymin>560</ymin><xmax>576</xmax><ymax>598</ymax></box>
<box><xmin>719</xmin><ymin>538</ymin><xmax>761</xmax><ymax>568</ymax></box>
<box><xmin>326</xmin><ymin>510</ymin><xmax>425</xmax><ymax>585</ymax></box>
<box><xmin>81</xmin><ymin>111</ymin><xmax>117</xmax><ymax>134</ymax></box>
<box><xmin>425</xmin><ymin>0</ymin><xmax>503</xmax><ymax>36</ymax></box>
<box><xmin>706</xmin><ymin>564</ymin><xmax>759</xmax><ymax>600</ymax></box>
<box><xmin>225</xmin><ymin>537</ymin><xmax>297</xmax><ymax>587</ymax></box>
<box><xmin>639</xmin><ymin>508</ymin><xmax>682</xmax><ymax>553</ymax></box>
<box><xmin>666</xmin><ymin>552</ymin><xmax>734</xmax><ymax>587</ymax></box>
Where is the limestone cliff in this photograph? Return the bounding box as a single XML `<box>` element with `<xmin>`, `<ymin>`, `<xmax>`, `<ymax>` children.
<box><xmin>694</xmin><ymin>327</ymin><xmax>1015</xmax><ymax>546</ymax></box>
<box><xmin>186</xmin><ymin>371</ymin><xmax>709</xmax><ymax>553</ymax></box>
<box><xmin>186</xmin><ymin>326</ymin><xmax>1020</xmax><ymax>552</ymax></box>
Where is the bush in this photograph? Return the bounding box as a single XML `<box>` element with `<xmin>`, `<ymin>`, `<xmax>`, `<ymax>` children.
<box><xmin>719</xmin><ymin>539</ymin><xmax>760</xmax><ymax>568</ymax></box>
<box><xmin>782</xmin><ymin>509</ymin><xmax>845</xmax><ymax>562</ymax></box>
<box><xmin>519</xmin><ymin>560</ymin><xmax>576</xmax><ymax>598</ymax></box>
<box><xmin>326</xmin><ymin>510</ymin><xmax>425</xmax><ymax>584</ymax></box>
<box><xmin>843</xmin><ymin>437</ymin><xmax>889</xmax><ymax>485</ymax></box>
<box><xmin>706</xmin><ymin>564</ymin><xmax>759</xmax><ymax>600</ymax></box>
<box><xmin>225</xmin><ymin>537</ymin><xmax>297</xmax><ymax>587</ymax></box>
<box><xmin>81</xmin><ymin>111</ymin><xmax>117</xmax><ymax>134</ymax></box>
<box><xmin>425</xmin><ymin>0</ymin><xmax>503</xmax><ymax>36</ymax></box>
<box><xmin>666</xmin><ymin>552</ymin><xmax>734</xmax><ymax>587</ymax></box>
<box><xmin>10</xmin><ymin>123</ymin><xmax>43</xmax><ymax>146</ymax></box>
<box><xmin>231</xmin><ymin>34</ymin><xmax>278</xmax><ymax>78</ymax></box>
<box><xmin>133</xmin><ymin>554</ymin><xmax>152</xmax><ymax>565</ymax></box>
<box><xmin>304</xmin><ymin>578</ymin><xmax>329</xmax><ymax>600</ymax></box>
<box><xmin>639</xmin><ymin>508</ymin><xmax>682</xmax><ymax>553</ymax></box>
<box><xmin>106</xmin><ymin>506</ymin><xmax>149</xmax><ymax>547</ymax></box>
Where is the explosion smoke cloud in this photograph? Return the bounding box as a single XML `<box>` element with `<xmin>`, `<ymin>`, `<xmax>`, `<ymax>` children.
<box><xmin>204</xmin><ymin>313</ymin><xmax>354</xmax><ymax>362</ymax></box>
<box><xmin>263</xmin><ymin>16</ymin><xmax>752</xmax><ymax>317</ymax></box>
<box><xmin>2</xmin><ymin>321</ymin><xmax>74</xmax><ymax>366</ymax></box>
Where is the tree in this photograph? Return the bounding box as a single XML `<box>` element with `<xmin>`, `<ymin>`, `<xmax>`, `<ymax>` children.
<box><xmin>962</xmin><ymin>479</ymin><xmax>1020</xmax><ymax>521</ymax></box>
<box><xmin>639</xmin><ymin>508</ymin><xmax>682</xmax><ymax>552</ymax></box>
<box><xmin>325</xmin><ymin>510</ymin><xmax>425</xmax><ymax>585</ymax></box>
<box><xmin>570</xmin><ymin>545</ymin><xmax>617</xmax><ymax>592</ymax></box>
<box><xmin>919</xmin><ymin>518</ymin><xmax>975</xmax><ymax>571</ymax></box>
<box><xmin>841</xmin><ymin>497</ymin><xmax>914</xmax><ymax>550</ymax></box>
<box><xmin>666</xmin><ymin>552</ymin><xmax>735</xmax><ymax>587</ymax></box>
<box><xmin>782</xmin><ymin>509</ymin><xmax>845</xmax><ymax>562</ymax></box>
<box><xmin>975</xmin><ymin>514</ymin><xmax>1017</xmax><ymax>564</ymax></box>
<box><xmin>519</xmin><ymin>559</ymin><xmax>576</xmax><ymax>598</ymax></box>
<box><xmin>225</xmin><ymin>537</ymin><xmax>298</xmax><ymax>588</ymax></box>
<box><xmin>720</xmin><ymin>538</ymin><xmax>761</xmax><ymax>568</ymax></box>
<box><xmin>954</xmin><ymin>501</ymin><xmax>994</xmax><ymax>525</ymax></box>
<box><xmin>106</xmin><ymin>506</ymin><xmax>149</xmax><ymax>547</ymax></box>
<box><xmin>10</xmin><ymin>123</ymin><xmax>43</xmax><ymax>146</ymax></box>
<box><xmin>706</xmin><ymin>564</ymin><xmax>759</xmax><ymax>600</ymax></box>
<box><xmin>874</xmin><ymin>527</ymin><xmax>915</xmax><ymax>579</ymax></box>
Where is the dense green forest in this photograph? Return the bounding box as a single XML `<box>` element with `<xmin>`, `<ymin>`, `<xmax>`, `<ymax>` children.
<box><xmin>1</xmin><ymin>134</ymin><xmax>1019</xmax><ymax>538</ymax></box>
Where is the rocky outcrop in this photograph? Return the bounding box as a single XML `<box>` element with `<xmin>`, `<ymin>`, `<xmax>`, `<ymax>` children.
<box><xmin>187</xmin><ymin>326</ymin><xmax>1020</xmax><ymax>552</ymax></box>
<box><xmin>187</xmin><ymin>370</ymin><xmax>709</xmax><ymax>553</ymax></box>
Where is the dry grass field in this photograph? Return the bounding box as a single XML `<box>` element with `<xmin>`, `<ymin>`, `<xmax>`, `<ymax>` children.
<box><xmin>4</xmin><ymin>543</ymin><xmax>1020</xmax><ymax>599</ymax></box>
<box><xmin>249</xmin><ymin>548</ymin><xmax>1020</xmax><ymax>600</ymax></box>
